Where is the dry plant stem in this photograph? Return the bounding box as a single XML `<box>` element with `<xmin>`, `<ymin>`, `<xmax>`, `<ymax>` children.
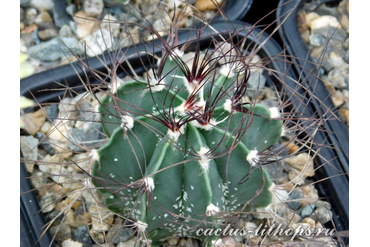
<box><xmin>20</xmin><ymin>1</ymin><xmax>347</xmax><ymax>247</ymax></box>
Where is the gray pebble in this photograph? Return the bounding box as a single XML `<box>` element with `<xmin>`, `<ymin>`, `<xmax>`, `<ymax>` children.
<box><xmin>299</xmin><ymin>204</ymin><xmax>316</xmax><ymax>218</ymax></box>
<box><xmin>66</xmin><ymin>4</ymin><xmax>76</xmax><ymax>16</ymax></box>
<box><xmin>45</xmin><ymin>210</ymin><xmax>65</xmax><ymax>224</ymax></box>
<box><xmin>47</xmin><ymin>104</ymin><xmax>59</xmax><ymax>121</ymax></box>
<box><xmin>328</xmin><ymin>68</ymin><xmax>348</xmax><ymax>89</ymax></box>
<box><xmin>311</xmin><ymin>207</ymin><xmax>332</xmax><ymax>224</ymax></box>
<box><xmin>20</xmin><ymin>8</ymin><xmax>25</xmax><ymax>22</ymax></box>
<box><xmin>68</xmin><ymin>122</ymin><xmax>105</xmax><ymax>151</ymax></box>
<box><xmin>246</xmin><ymin>72</ymin><xmax>266</xmax><ymax>98</ymax></box>
<box><xmin>27</xmin><ymin>36</ymin><xmax>82</xmax><ymax>62</ymax></box>
<box><xmin>52</xmin><ymin>0</ymin><xmax>73</xmax><ymax>28</ymax></box>
<box><xmin>315</xmin><ymin>5</ymin><xmax>341</xmax><ymax>18</ymax></box>
<box><xmin>73</xmin><ymin>226</ymin><xmax>93</xmax><ymax>247</ymax></box>
<box><xmin>35</xmin><ymin>132</ymin><xmax>56</xmax><ymax>155</ymax></box>
<box><xmin>263</xmin><ymin>160</ymin><xmax>288</xmax><ymax>185</ymax></box>
<box><xmin>20</xmin><ymin>0</ymin><xmax>30</xmax><ymax>8</ymax></box>
<box><xmin>286</xmin><ymin>189</ymin><xmax>303</xmax><ymax>210</ymax></box>
<box><xmin>59</xmin><ymin>25</ymin><xmax>74</xmax><ymax>37</ymax></box>
<box><xmin>107</xmin><ymin>225</ymin><xmax>134</xmax><ymax>244</ymax></box>
<box><xmin>50</xmin><ymin>224</ymin><xmax>72</xmax><ymax>242</ymax></box>
<box><xmin>309</xmin><ymin>33</ymin><xmax>326</xmax><ymax>47</ymax></box>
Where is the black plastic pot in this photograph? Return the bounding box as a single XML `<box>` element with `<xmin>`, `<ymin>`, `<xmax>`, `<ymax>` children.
<box><xmin>220</xmin><ymin>0</ymin><xmax>254</xmax><ymax>21</ymax></box>
<box><xmin>21</xmin><ymin>20</ymin><xmax>346</xmax><ymax>246</ymax></box>
<box><xmin>276</xmin><ymin>0</ymin><xmax>348</xmax><ymax>242</ymax></box>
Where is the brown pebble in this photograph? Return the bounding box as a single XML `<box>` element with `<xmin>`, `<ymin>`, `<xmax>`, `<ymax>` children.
<box><xmin>338</xmin><ymin>108</ymin><xmax>349</xmax><ymax>125</ymax></box>
<box><xmin>21</xmin><ymin>23</ymin><xmax>38</xmax><ymax>34</ymax></box>
<box><xmin>195</xmin><ymin>0</ymin><xmax>220</xmax><ymax>12</ymax></box>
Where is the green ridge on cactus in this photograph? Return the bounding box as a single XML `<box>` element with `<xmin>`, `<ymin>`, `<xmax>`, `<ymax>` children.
<box><xmin>92</xmin><ymin>53</ymin><xmax>283</xmax><ymax>245</ymax></box>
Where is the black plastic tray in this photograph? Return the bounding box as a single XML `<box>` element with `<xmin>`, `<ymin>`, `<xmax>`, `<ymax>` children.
<box><xmin>276</xmin><ymin>0</ymin><xmax>348</xmax><ymax>241</ymax></box>
<box><xmin>21</xmin><ymin>20</ymin><xmax>347</xmax><ymax>246</ymax></box>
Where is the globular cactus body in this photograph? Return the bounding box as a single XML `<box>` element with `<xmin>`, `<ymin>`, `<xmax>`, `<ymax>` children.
<box><xmin>92</xmin><ymin>49</ymin><xmax>283</xmax><ymax>245</ymax></box>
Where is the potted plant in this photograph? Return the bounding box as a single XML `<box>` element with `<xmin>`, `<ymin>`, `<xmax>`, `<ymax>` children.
<box><xmin>20</xmin><ymin>3</ymin><xmax>347</xmax><ymax>246</ymax></box>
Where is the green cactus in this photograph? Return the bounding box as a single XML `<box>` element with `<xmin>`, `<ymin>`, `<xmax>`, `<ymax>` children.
<box><xmin>91</xmin><ymin>45</ymin><xmax>283</xmax><ymax>245</ymax></box>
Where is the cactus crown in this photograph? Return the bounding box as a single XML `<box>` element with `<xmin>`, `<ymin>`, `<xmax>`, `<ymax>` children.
<box><xmin>90</xmin><ymin>27</ymin><xmax>284</xmax><ymax>245</ymax></box>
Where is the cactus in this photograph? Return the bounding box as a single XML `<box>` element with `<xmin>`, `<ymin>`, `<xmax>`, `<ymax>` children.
<box><xmin>90</xmin><ymin>40</ymin><xmax>284</xmax><ymax>245</ymax></box>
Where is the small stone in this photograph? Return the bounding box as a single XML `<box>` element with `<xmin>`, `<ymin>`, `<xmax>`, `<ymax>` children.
<box><xmin>329</xmin><ymin>52</ymin><xmax>349</xmax><ymax>71</ymax></box>
<box><xmin>21</xmin><ymin>8</ymin><xmax>25</xmax><ymax>22</ymax></box>
<box><xmin>167</xmin><ymin>237</ymin><xmax>180</xmax><ymax>246</ymax></box>
<box><xmin>46</xmin><ymin>104</ymin><xmax>59</xmax><ymax>121</ymax></box>
<box><xmin>285</xmin><ymin>153</ymin><xmax>315</xmax><ymax>177</ymax></box>
<box><xmin>88</xmin><ymin>229</ymin><xmax>104</xmax><ymax>245</ymax></box>
<box><xmin>50</xmin><ymin>224</ymin><xmax>72</xmax><ymax>242</ymax></box>
<box><xmin>339</xmin><ymin>14</ymin><xmax>349</xmax><ymax>32</ymax></box>
<box><xmin>39</xmin><ymin>191</ymin><xmax>55</xmax><ymax>213</ymax></box>
<box><xmin>177</xmin><ymin>238</ymin><xmax>187</xmax><ymax>247</ymax></box>
<box><xmin>300</xmin><ymin>204</ymin><xmax>316</xmax><ymax>218</ymax></box>
<box><xmin>310</xmin><ymin>15</ymin><xmax>347</xmax><ymax>41</ymax></box>
<box><xmin>288</xmin><ymin>168</ymin><xmax>305</xmax><ymax>185</ymax></box>
<box><xmin>84</xmin><ymin>29</ymin><xmax>113</xmax><ymax>57</ymax></box>
<box><xmin>35</xmin><ymin>132</ymin><xmax>56</xmax><ymax>155</ymax></box>
<box><xmin>73</xmin><ymin>226</ymin><xmax>93</xmax><ymax>247</ymax></box>
<box><xmin>244</xmin><ymin>222</ymin><xmax>258</xmax><ymax>238</ymax></box>
<box><xmin>302</xmin><ymin>217</ymin><xmax>316</xmax><ymax>228</ymax></box>
<box><xmin>27</xmin><ymin>36</ymin><xmax>83</xmax><ymax>62</ymax></box>
<box><xmin>327</xmin><ymin>69</ymin><xmax>348</xmax><ymax>89</ymax></box>
<box><xmin>20</xmin><ymin>135</ymin><xmax>39</xmax><ymax>172</ymax></box>
<box><xmin>263</xmin><ymin>160</ymin><xmax>288</xmax><ymax>184</ymax></box>
<box><xmin>62</xmin><ymin>239</ymin><xmax>83</xmax><ymax>247</ymax></box>
<box><xmin>59</xmin><ymin>24</ymin><xmax>74</xmax><ymax>37</ymax></box>
<box><xmin>83</xmin><ymin>0</ymin><xmax>104</xmax><ymax>17</ymax></box>
<box><xmin>195</xmin><ymin>0</ymin><xmax>220</xmax><ymax>11</ymax></box>
<box><xmin>221</xmin><ymin>236</ymin><xmax>236</xmax><ymax>247</ymax></box>
<box><xmin>107</xmin><ymin>221</ymin><xmax>134</xmax><ymax>244</ymax></box>
<box><xmin>26</xmin><ymin>8</ymin><xmax>38</xmax><ymax>25</ymax></box>
<box><xmin>20</xmin><ymin>0</ymin><xmax>30</xmax><ymax>8</ymax></box>
<box><xmin>283</xmin><ymin>211</ymin><xmax>301</xmax><ymax>224</ymax></box>
<box><xmin>338</xmin><ymin>108</ymin><xmax>349</xmax><ymax>125</ymax></box>
<box><xmin>286</xmin><ymin>189</ymin><xmax>303</xmax><ymax>210</ymax></box>
<box><xmin>89</xmin><ymin>204</ymin><xmax>114</xmax><ymax>231</ymax></box>
<box><xmin>101</xmin><ymin>14</ymin><xmax>121</xmax><ymax>38</ymax></box>
<box><xmin>246</xmin><ymin>72</ymin><xmax>267</xmax><ymax>98</ymax></box>
<box><xmin>68</xmin><ymin>122</ymin><xmax>104</xmax><ymax>151</ymax></box>
<box><xmin>301</xmin><ymin>184</ymin><xmax>319</xmax><ymax>206</ymax></box>
<box><xmin>38</xmin><ymin>28</ymin><xmax>58</xmax><ymax>41</ymax></box>
<box><xmin>30</xmin><ymin>169</ymin><xmax>47</xmax><ymax>189</ymax></box>
<box><xmin>304</xmin><ymin>12</ymin><xmax>320</xmax><ymax>27</ymax></box>
<box><xmin>40</xmin><ymin>121</ymin><xmax>52</xmax><ymax>133</ymax></box>
<box><xmin>311</xmin><ymin>207</ymin><xmax>333</xmax><ymax>224</ymax></box>
<box><xmin>116</xmin><ymin>237</ymin><xmax>141</xmax><ymax>247</ymax></box>
<box><xmin>76</xmin><ymin>214</ymin><xmax>91</xmax><ymax>226</ymax></box>
<box><xmin>330</xmin><ymin>90</ymin><xmax>345</xmax><ymax>107</ymax></box>
<box><xmin>45</xmin><ymin>210</ymin><xmax>64</xmax><ymax>224</ymax></box>
<box><xmin>310</xmin><ymin>15</ymin><xmax>341</xmax><ymax>31</ymax></box>
<box><xmin>34</xmin><ymin>11</ymin><xmax>53</xmax><ymax>24</ymax></box>
<box><xmin>52</xmin><ymin>0</ymin><xmax>73</xmax><ymax>27</ymax></box>
<box><xmin>66</xmin><ymin>4</ymin><xmax>76</xmax><ymax>16</ymax></box>
<box><xmin>30</xmin><ymin>0</ymin><xmax>54</xmax><ymax>13</ymax></box>
<box><xmin>73</xmin><ymin>11</ymin><xmax>99</xmax><ymax>39</ymax></box>
<box><xmin>309</xmin><ymin>33</ymin><xmax>325</xmax><ymax>47</ymax></box>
